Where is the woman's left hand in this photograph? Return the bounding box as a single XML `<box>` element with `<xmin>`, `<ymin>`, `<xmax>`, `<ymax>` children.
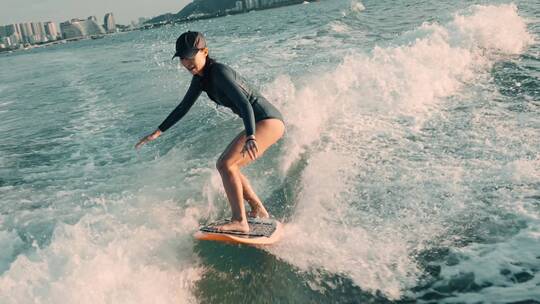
<box><xmin>242</xmin><ymin>136</ymin><xmax>259</xmax><ymax>160</ymax></box>
<box><xmin>135</xmin><ymin>129</ymin><xmax>162</xmax><ymax>150</ymax></box>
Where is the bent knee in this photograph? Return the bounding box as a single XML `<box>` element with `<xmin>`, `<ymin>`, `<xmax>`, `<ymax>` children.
<box><xmin>216</xmin><ymin>157</ymin><xmax>239</xmax><ymax>173</ymax></box>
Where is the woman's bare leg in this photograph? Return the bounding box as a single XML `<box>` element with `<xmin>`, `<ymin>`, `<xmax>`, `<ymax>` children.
<box><xmin>216</xmin><ymin>161</ymin><xmax>246</xmax><ymax>231</ymax></box>
<box><xmin>214</xmin><ymin>119</ymin><xmax>285</xmax><ymax>232</ymax></box>
<box><xmin>238</xmin><ymin>172</ymin><xmax>269</xmax><ymax>218</ymax></box>
<box><xmin>217</xmin><ymin>133</ymin><xmax>270</xmax><ymax>217</ymax></box>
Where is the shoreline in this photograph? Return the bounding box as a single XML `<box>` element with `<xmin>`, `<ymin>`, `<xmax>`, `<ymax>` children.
<box><xmin>0</xmin><ymin>35</ymin><xmax>111</xmax><ymax>55</ymax></box>
<box><xmin>0</xmin><ymin>0</ymin><xmax>316</xmax><ymax>56</ymax></box>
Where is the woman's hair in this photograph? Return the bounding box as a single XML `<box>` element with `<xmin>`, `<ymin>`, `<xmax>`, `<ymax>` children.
<box><xmin>206</xmin><ymin>48</ymin><xmax>215</xmax><ymax>62</ymax></box>
<box><xmin>205</xmin><ymin>49</ymin><xmax>216</xmax><ymax>67</ymax></box>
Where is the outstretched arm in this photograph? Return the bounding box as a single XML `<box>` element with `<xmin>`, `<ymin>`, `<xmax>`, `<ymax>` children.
<box><xmin>158</xmin><ymin>78</ymin><xmax>202</xmax><ymax>132</ymax></box>
<box><xmin>135</xmin><ymin>78</ymin><xmax>202</xmax><ymax>149</ymax></box>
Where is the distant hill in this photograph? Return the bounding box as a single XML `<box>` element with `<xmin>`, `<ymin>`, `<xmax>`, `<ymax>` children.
<box><xmin>147</xmin><ymin>13</ymin><xmax>176</xmax><ymax>24</ymax></box>
<box><xmin>177</xmin><ymin>0</ymin><xmax>241</xmax><ymax>19</ymax></box>
<box><xmin>147</xmin><ymin>0</ymin><xmax>240</xmax><ymax>24</ymax></box>
<box><xmin>146</xmin><ymin>0</ymin><xmax>309</xmax><ymax>24</ymax></box>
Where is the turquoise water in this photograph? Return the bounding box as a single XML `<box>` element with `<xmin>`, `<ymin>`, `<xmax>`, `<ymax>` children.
<box><xmin>0</xmin><ymin>0</ymin><xmax>539</xmax><ymax>303</ymax></box>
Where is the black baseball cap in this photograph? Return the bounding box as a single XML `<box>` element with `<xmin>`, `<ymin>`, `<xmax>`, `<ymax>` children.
<box><xmin>172</xmin><ymin>31</ymin><xmax>207</xmax><ymax>60</ymax></box>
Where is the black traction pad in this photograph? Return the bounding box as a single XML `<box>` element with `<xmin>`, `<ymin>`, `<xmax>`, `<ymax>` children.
<box><xmin>199</xmin><ymin>218</ymin><xmax>277</xmax><ymax>238</ymax></box>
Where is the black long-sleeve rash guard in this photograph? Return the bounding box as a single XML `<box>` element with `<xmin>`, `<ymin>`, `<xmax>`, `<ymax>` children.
<box><xmin>158</xmin><ymin>59</ymin><xmax>265</xmax><ymax>136</ymax></box>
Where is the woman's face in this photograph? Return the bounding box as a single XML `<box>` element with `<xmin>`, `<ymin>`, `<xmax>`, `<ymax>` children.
<box><xmin>180</xmin><ymin>47</ymin><xmax>209</xmax><ymax>76</ymax></box>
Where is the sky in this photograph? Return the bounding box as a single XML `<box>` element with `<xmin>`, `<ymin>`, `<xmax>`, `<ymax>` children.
<box><xmin>1</xmin><ymin>0</ymin><xmax>192</xmax><ymax>25</ymax></box>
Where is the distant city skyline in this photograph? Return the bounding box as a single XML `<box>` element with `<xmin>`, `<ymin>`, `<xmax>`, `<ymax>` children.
<box><xmin>1</xmin><ymin>0</ymin><xmax>191</xmax><ymax>25</ymax></box>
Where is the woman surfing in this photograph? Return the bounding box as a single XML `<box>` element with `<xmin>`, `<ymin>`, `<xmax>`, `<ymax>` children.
<box><xmin>135</xmin><ymin>31</ymin><xmax>285</xmax><ymax>233</ymax></box>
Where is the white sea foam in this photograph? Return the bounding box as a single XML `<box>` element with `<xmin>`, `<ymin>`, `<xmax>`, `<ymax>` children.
<box><xmin>267</xmin><ymin>3</ymin><xmax>532</xmax><ymax>175</ymax></box>
<box><xmin>329</xmin><ymin>21</ymin><xmax>350</xmax><ymax>33</ymax></box>
<box><xmin>0</xmin><ymin>230</ymin><xmax>24</xmax><ymax>274</ymax></box>
<box><xmin>350</xmin><ymin>0</ymin><xmax>366</xmax><ymax>13</ymax></box>
<box><xmin>451</xmin><ymin>4</ymin><xmax>534</xmax><ymax>55</ymax></box>
<box><xmin>0</xmin><ymin>196</ymin><xmax>205</xmax><ymax>304</ymax></box>
<box><xmin>503</xmin><ymin>158</ymin><xmax>540</xmax><ymax>183</ymax></box>
<box><xmin>265</xmin><ymin>3</ymin><xmax>534</xmax><ymax>299</ymax></box>
<box><xmin>0</xmin><ymin>124</ymin><xmax>216</xmax><ymax>303</ymax></box>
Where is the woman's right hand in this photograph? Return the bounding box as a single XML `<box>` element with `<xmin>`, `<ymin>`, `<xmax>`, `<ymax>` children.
<box><xmin>135</xmin><ymin>129</ymin><xmax>162</xmax><ymax>149</ymax></box>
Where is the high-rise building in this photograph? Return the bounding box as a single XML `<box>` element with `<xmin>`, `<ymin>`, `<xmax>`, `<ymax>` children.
<box><xmin>31</xmin><ymin>22</ymin><xmax>43</xmax><ymax>41</ymax></box>
<box><xmin>38</xmin><ymin>22</ymin><xmax>47</xmax><ymax>36</ymax></box>
<box><xmin>15</xmin><ymin>23</ymin><xmax>22</xmax><ymax>38</ymax></box>
<box><xmin>5</xmin><ymin>24</ymin><xmax>15</xmax><ymax>36</ymax></box>
<box><xmin>21</xmin><ymin>22</ymin><xmax>34</xmax><ymax>44</ymax></box>
<box><xmin>1</xmin><ymin>24</ymin><xmax>21</xmax><ymax>45</ymax></box>
<box><xmin>103</xmin><ymin>13</ymin><xmax>116</xmax><ymax>33</ymax></box>
<box><xmin>17</xmin><ymin>23</ymin><xmax>24</xmax><ymax>43</ymax></box>
<box><xmin>18</xmin><ymin>23</ymin><xmax>26</xmax><ymax>43</ymax></box>
<box><xmin>246</xmin><ymin>0</ymin><xmax>262</xmax><ymax>9</ymax></box>
<box><xmin>61</xmin><ymin>18</ymin><xmax>106</xmax><ymax>39</ymax></box>
<box><xmin>30</xmin><ymin>22</ymin><xmax>38</xmax><ymax>34</ymax></box>
<box><xmin>60</xmin><ymin>20</ymin><xmax>79</xmax><ymax>39</ymax></box>
<box><xmin>236</xmin><ymin>1</ymin><xmax>243</xmax><ymax>11</ymax></box>
<box><xmin>37</xmin><ymin>22</ymin><xmax>47</xmax><ymax>42</ymax></box>
<box><xmin>44</xmin><ymin>22</ymin><xmax>59</xmax><ymax>40</ymax></box>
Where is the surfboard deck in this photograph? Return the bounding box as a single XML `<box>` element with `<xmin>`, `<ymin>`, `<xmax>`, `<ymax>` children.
<box><xmin>194</xmin><ymin>217</ymin><xmax>283</xmax><ymax>245</ymax></box>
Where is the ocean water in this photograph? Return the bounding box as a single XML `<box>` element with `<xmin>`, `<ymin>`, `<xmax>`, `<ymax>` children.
<box><xmin>0</xmin><ymin>0</ymin><xmax>538</xmax><ymax>303</ymax></box>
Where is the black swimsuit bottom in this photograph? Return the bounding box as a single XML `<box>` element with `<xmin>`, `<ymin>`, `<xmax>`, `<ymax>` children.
<box><xmin>252</xmin><ymin>96</ymin><xmax>284</xmax><ymax>123</ymax></box>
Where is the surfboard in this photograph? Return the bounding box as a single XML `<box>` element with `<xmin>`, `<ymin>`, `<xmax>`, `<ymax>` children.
<box><xmin>194</xmin><ymin>217</ymin><xmax>283</xmax><ymax>245</ymax></box>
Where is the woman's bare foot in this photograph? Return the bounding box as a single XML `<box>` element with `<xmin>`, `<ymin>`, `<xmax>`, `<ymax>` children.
<box><xmin>213</xmin><ymin>220</ymin><xmax>250</xmax><ymax>233</ymax></box>
<box><xmin>246</xmin><ymin>205</ymin><xmax>270</xmax><ymax>218</ymax></box>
